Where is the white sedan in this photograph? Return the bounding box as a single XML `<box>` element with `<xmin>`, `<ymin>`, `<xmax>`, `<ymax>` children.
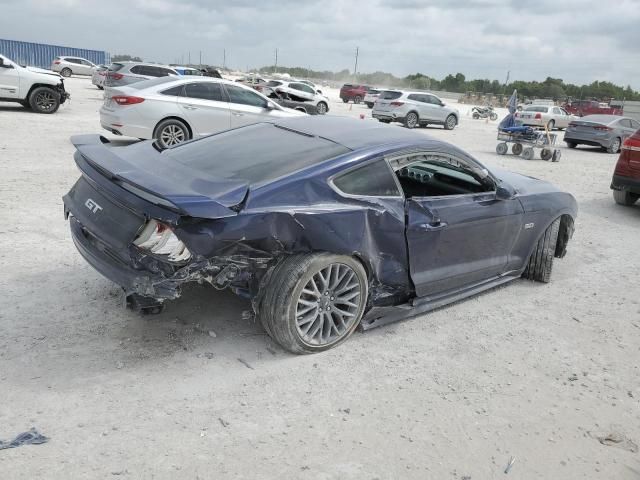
<box><xmin>515</xmin><ymin>105</ymin><xmax>578</xmax><ymax>130</ymax></box>
<box><xmin>100</xmin><ymin>77</ymin><xmax>303</xmax><ymax>147</ymax></box>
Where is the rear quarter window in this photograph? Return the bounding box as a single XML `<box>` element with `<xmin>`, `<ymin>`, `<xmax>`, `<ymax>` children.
<box><xmin>379</xmin><ymin>91</ymin><xmax>402</xmax><ymax>100</ymax></box>
<box><xmin>333</xmin><ymin>160</ymin><xmax>400</xmax><ymax>197</ymax></box>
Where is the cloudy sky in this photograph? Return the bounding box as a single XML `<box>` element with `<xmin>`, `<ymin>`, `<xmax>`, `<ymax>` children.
<box><xmin>1</xmin><ymin>0</ymin><xmax>639</xmax><ymax>88</ymax></box>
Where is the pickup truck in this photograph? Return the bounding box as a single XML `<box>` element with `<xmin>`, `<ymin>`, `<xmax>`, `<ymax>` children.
<box><xmin>0</xmin><ymin>54</ymin><xmax>70</xmax><ymax>113</ymax></box>
<box><xmin>562</xmin><ymin>100</ymin><xmax>622</xmax><ymax>117</ymax></box>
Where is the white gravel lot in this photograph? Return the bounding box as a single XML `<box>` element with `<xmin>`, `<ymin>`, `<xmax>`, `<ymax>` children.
<box><xmin>1</xmin><ymin>77</ymin><xmax>639</xmax><ymax>479</ymax></box>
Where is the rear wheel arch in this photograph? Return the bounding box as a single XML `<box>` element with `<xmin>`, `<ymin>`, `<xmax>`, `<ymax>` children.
<box><xmin>153</xmin><ymin>116</ymin><xmax>193</xmax><ymax>139</ymax></box>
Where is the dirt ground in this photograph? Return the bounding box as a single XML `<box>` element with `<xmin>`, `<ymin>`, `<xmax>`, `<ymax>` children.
<box><xmin>1</xmin><ymin>77</ymin><xmax>639</xmax><ymax>479</ymax></box>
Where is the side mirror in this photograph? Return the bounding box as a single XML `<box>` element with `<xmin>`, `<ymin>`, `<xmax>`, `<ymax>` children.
<box><xmin>0</xmin><ymin>58</ymin><xmax>13</xmax><ymax>69</ymax></box>
<box><xmin>496</xmin><ymin>182</ymin><xmax>515</xmax><ymax>200</ymax></box>
<box><xmin>316</xmin><ymin>89</ymin><xmax>323</xmax><ymax>94</ymax></box>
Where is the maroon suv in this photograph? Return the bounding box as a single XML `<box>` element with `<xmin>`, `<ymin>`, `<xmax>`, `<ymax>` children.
<box><xmin>611</xmin><ymin>128</ymin><xmax>640</xmax><ymax>206</ymax></box>
<box><xmin>563</xmin><ymin>100</ymin><xmax>623</xmax><ymax>117</ymax></box>
<box><xmin>339</xmin><ymin>84</ymin><xmax>370</xmax><ymax>104</ymax></box>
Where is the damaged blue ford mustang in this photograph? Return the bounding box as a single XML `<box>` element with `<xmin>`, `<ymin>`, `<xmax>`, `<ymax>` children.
<box><xmin>63</xmin><ymin>116</ymin><xmax>577</xmax><ymax>354</ymax></box>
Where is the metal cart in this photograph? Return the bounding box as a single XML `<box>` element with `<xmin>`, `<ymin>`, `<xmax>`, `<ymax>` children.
<box><xmin>496</xmin><ymin>127</ymin><xmax>561</xmax><ymax>161</ymax></box>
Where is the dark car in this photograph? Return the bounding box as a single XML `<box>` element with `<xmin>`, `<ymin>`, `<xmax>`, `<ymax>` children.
<box><xmin>564</xmin><ymin>115</ymin><xmax>640</xmax><ymax>153</ymax></box>
<box><xmin>63</xmin><ymin>117</ymin><xmax>577</xmax><ymax>354</ymax></box>
<box><xmin>611</xmin><ymin>128</ymin><xmax>640</xmax><ymax>206</ymax></box>
<box><xmin>339</xmin><ymin>84</ymin><xmax>370</xmax><ymax>104</ymax></box>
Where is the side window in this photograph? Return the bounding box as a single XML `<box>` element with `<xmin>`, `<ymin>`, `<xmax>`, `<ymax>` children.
<box><xmin>161</xmin><ymin>85</ymin><xmax>184</xmax><ymax>96</ymax></box>
<box><xmin>225</xmin><ymin>85</ymin><xmax>268</xmax><ymax>108</ymax></box>
<box><xmin>184</xmin><ymin>82</ymin><xmax>225</xmax><ymax>102</ymax></box>
<box><xmin>392</xmin><ymin>153</ymin><xmax>493</xmax><ymax>198</ymax></box>
<box><xmin>407</xmin><ymin>94</ymin><xmax>421</xmax><ymax>102</ymax></box>
<box><xmin>81</xmin><ymin>60</ymin><xmax>93</xmax><ymax>66</ymax></box>
<box><xmin>552</xmin><ymin>107</ymin><xmax>562</xmax><ymax>114</ymax></box>
<box><xmin>630</xmin><ymin>120</ymin><xmax>640</xmax><ymax>130</ymax></box>
<box><xmin>426</xmin><ymin>95</ymin><xmax>441</xmax><ymax>105</ymax></box>
<box><xmin>130</xmin><ymin>65</ymin><xmax>146</xmax><ymax>75</ymax></box>
<box><xmin>333</xmin><ymin>160</ymin><xmax>400</xmax><ymax>197</ymax></box>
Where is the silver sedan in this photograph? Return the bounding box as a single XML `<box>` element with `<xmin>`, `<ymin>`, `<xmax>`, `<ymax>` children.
<box><xmin>564</xmin><ymin>115</ymin><xmax>640</xmax><ymax>153</ymax></box>
<box><xmin>515</xmin><ymin>105</ymin><xmax>577</xmax><ymax>130</ymax></box>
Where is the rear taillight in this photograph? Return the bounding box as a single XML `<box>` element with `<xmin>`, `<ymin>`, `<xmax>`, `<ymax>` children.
<box><xmin>110</xmin><ymin>72</ymin><xmax>124</xmax><ymax>80</ymax></box>
<box><xmin>112</xmin><ymin>95</ymin><xmax>145</xmax><ymax>105</ymax></box>
<box><xmin>390</xmin><ymin>101</ymin><xmax>404</xmax><ymax>107</ymax></box>
<box><xmin>99</xmin><ymin>71</ymin><xmax>106</xmax><ymax>76</ymax></box>
<box><xmin>134</xmin><ymin>220</ymin><xmax>191</xmax><ymax>262</ymax></box>
<box><xmin>622</xmin><ymin>135</ymin><xmax>640</xmax><ymax>151</ymax></box>
<box><xmin>594</xmin><ymin>125</ymin><xmax>612</xmax><ymax>131</ymax></box>
<box><xmin>534</xmin><ymin>113</ymin><xmax>542</xmax><ymax>119</ymax></box>
<box><xmin>53</xmin><ymin>60</ymin><xmax>61</xmax><ymax>64</ymax></box>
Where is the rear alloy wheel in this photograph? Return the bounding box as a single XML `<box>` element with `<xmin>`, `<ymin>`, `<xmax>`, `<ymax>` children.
<box><xmin>613</xmin><ymin>189</ymin><xmax>639</xmax><ymax>206</ymax></box>
<box><xmin>155</xmin><ymin>119</ymin><xmax>190</xmax><ymax>148</ymax></box>
<box><xmin>444</xmin><ymin>114</ymin><xmax>457</xmax><ymax>130</ymax></box>
<box><xmin>353</xmin><ymin>96</ymin><xmax>362</xmax><ymax>104</ymax></box>
<box><xmin>522</xmin><ymin>217</ymin><xmax>561</xmax><ymax>283</ymax></box>
<box><xmin>496</xmin><ymin>142</ymin><xmax>508</xmax><ymax>155</ymax></box>
<box><xmin>607</xmin><ymin>137</ymin><xmax>621</xmax><ymax>154</ymax></box>
<box><xmin>566</xmin><ymin>142</ymin><xmax>577</xmax><ymax>149</ymax></box>
<box><xmin>404</xmin><ymin>112</ymin><xmax>419</xmax><ymax>129</ymax></box>
<box><xmin>546</xmin><ymin>120</ymin><xmax>555</xmax><ymax>130</ymax></box>
<box><xmin>512</xmin><ymin>143</ymin><xmax>523</xmax><ymax>155</ymax></box>
<box><xmin>29</xmin><ymin>87</ymin><xmax>61</xmax><ymax>114</ymax></box>
<box><xmin>316</xmin><ymin>101</ymin><xmax>328</xmax><ymax>115</ymax></box>
<box><xmin>60</xmin><ymin>68</ymin><xmax>72</xmax><ymax>77</ymax></box>
<box><xmin>260</xmin><ymin>253</ymin><xmax>368</xmax><ymax>354</ymax></box>
<box><xmin>365</xmin><ymin>102</ymin><xmax>374</xmax><ymax>109</ymax></box>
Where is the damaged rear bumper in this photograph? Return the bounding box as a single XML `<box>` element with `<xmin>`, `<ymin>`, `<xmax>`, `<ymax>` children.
<box><xmin>70</xmin><ymin>217</ymin><xmax>259</xmax><ymax>302</ymax></box>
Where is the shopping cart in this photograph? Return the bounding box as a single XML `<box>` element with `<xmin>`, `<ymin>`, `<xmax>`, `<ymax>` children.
<box><xmin>496</xmin><ymin>126</ymin><xmax>561</xmax><ymax>161</ymax></box>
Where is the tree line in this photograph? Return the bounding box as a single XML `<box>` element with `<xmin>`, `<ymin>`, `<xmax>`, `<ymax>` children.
<box><xmin>258</xmin><ymin>66</ymin><xmax>640</xmax><ymax>101</ymax></box>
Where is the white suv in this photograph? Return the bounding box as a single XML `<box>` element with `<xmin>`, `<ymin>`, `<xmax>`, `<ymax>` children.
<box><xmin>260</xmin><ymin>80</ymin><xmax>329</xmax><ymax>114</ymax></box>
<box><xmin>51</xmin><ymin>56</ymin><xmax>97</xmax><ymax>77</ymax></box>
<box><xmin>372</xmin><ymin>90</ymin><xmax>459</xmax><ymax>130</ymax></box>
<box><xmin>0</xmin><ymin>54</ymin><xmax>70</xmax><ymax>113</ymax></box>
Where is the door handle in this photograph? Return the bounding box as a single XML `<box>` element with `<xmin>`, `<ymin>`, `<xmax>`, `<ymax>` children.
<box><xmin>417</xmin><ymin>221</ymin><xmax>448</xmax><ymax>231</ymax></box>
<box><xmin>183</xmin><ymin>105</ymin><xmax>197</xmax><ymax>110</ymax></box>
<box><xmin>232</xmin><ymin>111</ymin><xmax>244</xmax><ymax>116</ymax></box>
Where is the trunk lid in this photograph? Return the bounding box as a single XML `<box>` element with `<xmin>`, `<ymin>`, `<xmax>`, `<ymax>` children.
<box><xmin>66</xmin><ymin>135</ymin><xmax>248</xmax><ymax>221</ymax></box>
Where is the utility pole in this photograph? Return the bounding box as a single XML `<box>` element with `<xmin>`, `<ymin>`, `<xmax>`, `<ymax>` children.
<box><xmin>353</xmin><ymin>47</ymin><xmax>359</xmax><ymax>79</ymax></box>
<box><xmin>505</xmin><ymin>70</ymin><xmax>510</xmax><ymax>86</ymax></box>
<box><xmin>274</xmin><ymin>48</ymin><xmax>278</xmax><ymax>73</ymax></box>
<box><xmin>188</xmin><ymin>51</ymin><xmax>191</xmax><ymax>65</ymax></box>
<box><xmin>223</xmin><ymin>49</ymin><xmax>226</xmax><ymax>70</ymax></box>
<box><xmin>199</xmin><ymin>51</ymin><xmax>202</xmax><ymax>67</ymax></box>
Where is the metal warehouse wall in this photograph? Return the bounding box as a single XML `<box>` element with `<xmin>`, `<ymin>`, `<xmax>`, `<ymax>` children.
<box><xmin>0</xmin><ymin>39</ymin><xmax>110</xmax><ymax>69</ymax></box>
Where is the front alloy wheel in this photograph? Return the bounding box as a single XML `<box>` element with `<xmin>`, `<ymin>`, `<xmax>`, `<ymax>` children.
<box><xmin>316</xmin><ymin>102</ymin><xmax>327</xmax><ymax>114</ymax></box>
<box><xmin>155</xmin><ymin>119</ymin><xmax>190</xmax><ymax>148</ymax></box>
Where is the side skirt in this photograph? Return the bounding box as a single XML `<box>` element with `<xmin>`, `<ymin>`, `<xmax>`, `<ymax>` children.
<box><xmin>360</xmin><ymin>271</ymin><xmax>521</xmax><ymax>331</ymax></box>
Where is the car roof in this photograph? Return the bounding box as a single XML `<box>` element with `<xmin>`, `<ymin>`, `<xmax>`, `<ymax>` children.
<box><xmin>271</xmin><ymin>116</ymin><xmax>448</xmax><ymax>151</ymax></box>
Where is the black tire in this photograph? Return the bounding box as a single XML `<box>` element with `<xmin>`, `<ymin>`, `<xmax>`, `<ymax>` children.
<box><xmin>342</xmin><ymin>98</ymin><xmax>348</xmax><ymax>103</ymax></box>
<box><xmin>522</xmin><ymin>147</ymin><xmax>535</xmax><ymax>160</ymax></box>
<box><xmin>472</xmin><ymin>112</ymin><xmax>480</xmax><ymax>119</ymax></box>
<box><xmin>154</xmin><ymin>118</ymin><xmax>190</xmax><ymax>148</ymax></box>
<box><xmin>547</xmin><ymin>120</ymin><xmax>555</xmax><ymax>130</ymax></box>
<box><xmin>28</xmin><ymin>87</ymin><xmax>61</xmax><ymax>114</ymax></box>
<box><xmin>522</xmin><ymin>217</ymin><xmax>561</xmax><ymax>283</ymax></box>
<box><xmin>566</xmin><ymin>141</ymin><xmax>577</xmax><ymax>149</ymax></box>
<box><xmin>259</xmin><ymin>253</ymin><xmax>368</xmax><ymax>354</ymax></box>
<box><xmin>365</xmin><ymin>102</ymin><xmax>374</xmax><ymax>108</ymax></box>
<box><xmin>97</xmin><ymin>85</ymin><xmax>104</xmax><ymax>90</ymax></box>
<box><xmin>613</xmin><ymin>189</ymin><xmax>639</xmax><ymax>206</ymax></box>
<box><xmin>19</xmin><ymin>100</ymin><xmax>31</xmax><ymax>110</ymax></box>
<box><xmin>444</xmin><ymin>114</ymin><xmax>457</xmax><ymax>130</ymax></box>
<box><xmin>353</xmin><ymin>95</ymin><xmax>362</xmax><ymax>104</ymax></box>
<box><xmin>490</xmin><ymin>112</ymin><xmax>498</xmax><ymax>121</ymax></box>
<box><xmin>512</xmin><ymin>143</ymin><xmax>523</xmax><ymax>155</ymax></box>
<box><xmin>316</xmin><ymin>101</ymin><xmax>328</xmax><ymax>115</ymax></box>
<box><xmin>404</xmin><ymin>112</ymin><xmax>419</xmax><ymax>129</ymax></box>
<box><xmin>540</xmin><ymin>148</ymin><xmax>553</xmax><ymax>161</ymax></box>
<box><xmin>60</xmin><ymin>68</ymin><xmax>72</xmax><ymax>77</ymax></box>
<box><xmin>607</xmin><ymin>137</ymin><xmax>621</xmax><ymax>154</ymax></box>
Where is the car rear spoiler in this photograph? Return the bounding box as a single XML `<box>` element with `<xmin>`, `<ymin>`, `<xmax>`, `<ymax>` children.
<box><xmin>70</xmin><ymin>135</ymin><xmax>248</xmax><ymax>219</ymax></box>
